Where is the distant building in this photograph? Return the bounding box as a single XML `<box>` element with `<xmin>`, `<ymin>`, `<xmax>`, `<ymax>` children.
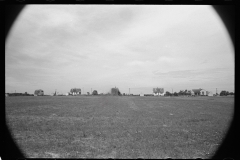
<box><xmin>153</xmin><ymin>88</ymin><xmax>165</xmax><ymax>96</ymax></box>
<box><xmin>34</xmin><ymin>89</ymin><xmax>44</xmax><ymax>96</ymax></box>
<box><xmin>5</xmin><ymin>93</ymin><xmax>9</xmax><ymax>97</ymax></box>
<box><xmin>70</xmin><ymin>88</ymin><xmax>81</xmax><ymax>95</ymax></box>
<box><xmin>192</xmin><ymin>89</ymin><xmax>213</xmax><ymax>96</ymax></box>
<box><xmin>200</xmin><ymin>89</ymin><xmax>208</xmax><ymax>96</ymax></box>
<box><xmin>140</xmin><ymin>93</ymin><xmax>144</xmax><ymax>96</ymax></box>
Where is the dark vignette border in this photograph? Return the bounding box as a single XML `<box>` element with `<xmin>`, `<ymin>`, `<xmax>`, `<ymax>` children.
<box><xmin>3</xmin><ymin>2</ymin><xmax>236</xmax><ymax>160</ymax></box>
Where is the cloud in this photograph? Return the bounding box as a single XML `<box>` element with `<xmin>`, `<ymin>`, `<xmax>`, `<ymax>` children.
<box><xmin>127</xmin><ymin>60</ymin><xmax>148</xmax><ymax>66</ymax></box>
<box><xmin>153</xmin><ymin>68</ymin><xmax>234</xmax><ymax>81</ymax></box>
<box><xmin>5</xmin><ymin>5</ymin><xmax>234</xmax><ymax>94</ymax></box>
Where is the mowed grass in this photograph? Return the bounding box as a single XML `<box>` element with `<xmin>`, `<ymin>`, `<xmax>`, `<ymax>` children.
<box><xmin>6</xmin><ymin>96</ymin><xmax>234</xmax><ymax>158</ymax></box>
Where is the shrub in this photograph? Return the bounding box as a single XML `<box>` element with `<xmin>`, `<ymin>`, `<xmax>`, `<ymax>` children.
<box><xmin>92</xmin><ymin>90</ymin><xmax>98</xmax><ymax>95</ymax></box>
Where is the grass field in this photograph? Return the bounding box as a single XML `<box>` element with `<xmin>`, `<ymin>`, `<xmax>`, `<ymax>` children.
<box><xmin>5</xmin><ymin>96</ymin><xmax>234</xmax><ymax>159</ymax></box>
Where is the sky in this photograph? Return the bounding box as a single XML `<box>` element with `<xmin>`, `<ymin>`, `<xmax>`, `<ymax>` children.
<box><xmin>5</xmin><ymin>5</ymin><xmax>234</xmax><ymax>95</ymax></box>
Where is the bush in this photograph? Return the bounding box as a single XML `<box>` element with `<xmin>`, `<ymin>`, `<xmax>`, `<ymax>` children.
<box><xmin>34</xmin><ymin>89</ymin><xmax>44</xmax><ymax>96</ymax></box>
<box><xmin>92</xmin><ymin>90</ymin><xmax>98</xmax><ymax>95</ymax></box>
<box><xmin>165</xmin><ymin>91</ymin><xmax>172</xmax><ymax>96</ymax></box>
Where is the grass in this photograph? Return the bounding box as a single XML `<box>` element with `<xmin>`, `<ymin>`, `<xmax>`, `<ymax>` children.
<box><xmin>5</xmin><ymin>96</ymin><xmax>234</xmax><ymax>158</ymax></box>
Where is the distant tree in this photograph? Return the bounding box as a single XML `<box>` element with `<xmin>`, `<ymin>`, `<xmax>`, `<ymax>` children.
<box><xmin>34</xmin><ymin>89</ymin><xmax>44</xmax><ymax>96</ymax></box>
<box><xmin>111</xmin><ymin>87</ymin><xmax>121</xmax><ymax>96</ymax></box>
<box><xmin>220</xmin><ymin>90</ymin><xmax>228</xmax><ymax>96</ymax></box>
<box><xmin>173</xmin><ymin>92</ymin><xmax>178</xmax><ymax>96</ymax></box>
<box><xmin>184</xmin><ymin>89</ymin><xmax>188</xmax><ymax>95</ymax></box>
<box><xmin>118</xmin><ymin>90</ymin><xmax>122</xmax><ymax>96</ymax></box>
<box><xmin>226</xmin><ymin>91</ymin><xmax>229</xmax><ymax>96</ymax></box>
<box><xmin>178</xmin><ymin>90</ymin><xmax>184</xmax><ymax>96</ymax></box>
<box><xmin>92</xmin><ymin>90</ymin><xmax>98</xmax><ymax>95</ymax></box>
<box><xmin>165</xmin><ymin>91</ymin><xmax>171</xmax><ymax>96</ymax></box>
<box><xmin>153</xmin><ymin>88</ymin><xmax>158</xmax><ymax>94</ymax></box>
<box><xmin>87</xmin><ymin>92</ymin><xmax>90</xmax><ymax>95</ymax></box>
<box><xmin>123</xmin><ymin>93</ymin><xmax>125</xmax><ymax>96</ymax></box>
<box><xmin>229</xmin><ymin>92</ymin><xmax>234</xmax><ymax>95</ymax></box>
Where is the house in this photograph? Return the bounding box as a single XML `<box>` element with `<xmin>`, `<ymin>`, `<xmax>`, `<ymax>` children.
<box><xmin>34</xmin><ymin>89</ymin><xmax>44</xmax><ymax>96</ymax></box>
<box><xmin>140</xmin><ymin>93</ymin><xmax>144</xmax><ymax>96</ymax></box>
<box><xmin>153</xmin><ymin>88</ymin><xmax>165</xmax><ymax>96</ymax></box>
<box><xmin>200</xmin><ymin>89</ymin><xmax>208</xmax><ymax>96</ymax></box>
<box><xmin>192</xmin><ymin>89</ymin><xmax>213</xmax><ymax>96</ymax></box>
<box><xmin>70</xmin><ymin>88</ymin><xmax>81</xmax><ymax>95</ymax></box>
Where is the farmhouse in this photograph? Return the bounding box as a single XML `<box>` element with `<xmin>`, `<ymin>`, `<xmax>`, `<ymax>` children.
<box><xmin>200</xmin><ymin>89</ymin><xmax>208</xmax><ymax>96</ymax></box>
<box><xmin>34</xmin><ymin>89</ymin><xmax>44</xmax><ymax>96</ymax></box>
<box><xmin>70</xmin><ymin>88</ymin><xmax>81</xmax><ymax>95</ymax></box>
<box><xmin>140</xmin><ymin>93</ymin><xmax>144</xmax><ymax>96</ymax></box>
<box><xmin>153</xmin><ymin>88</ymin><xmax>165</xmax><ymax>96</ymax></box>
<box><xmin>192</xmin><ymin>89</ymin><xmax>213</xmax><ymax>96</ymax></box>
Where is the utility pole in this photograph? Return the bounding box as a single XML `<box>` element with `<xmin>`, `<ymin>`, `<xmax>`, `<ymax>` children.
<box><xmin>216</xmin><ymin>88</ymin><xmax>217</xmax><ymax>95</ymax></box>
<box><xmin>91</xmin><ymin>88</ymin><xmax>92</xmax><ymax>94</ymax></box>
<box><xmin>129</xmin><ymin>88</ymin><xmax>130</xmax><ymax>95</ymax></box>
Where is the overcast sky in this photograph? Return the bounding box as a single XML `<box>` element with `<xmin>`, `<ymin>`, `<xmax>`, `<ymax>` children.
<box><xmin>5</xmin><ymin>5</ymin><xmax>234</xmax><ymax>95</ymax></box>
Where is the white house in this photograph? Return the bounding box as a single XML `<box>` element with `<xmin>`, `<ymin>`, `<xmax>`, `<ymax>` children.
<box><xmin>70</xmin><ymin>88</ymin><xmax>81</xmax><ymax>96</ymax></box>
<box><xmin>153</xmin><ymin>92</ymin><xmax>165</xmax><ymax>96</ymax></box>
<box><xmin>200</xmin><ymin>89</ymin><xmax>208</xmax><ymax>96</ymax></box>
<box><xmin>153</xmin><ymin>88</ymin><xmax>165</xmax><ymax>96</ymax></box>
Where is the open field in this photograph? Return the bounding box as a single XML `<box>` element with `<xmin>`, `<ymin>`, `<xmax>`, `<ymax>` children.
<box><xmin>6</xmin><ymin>96</ymin><xmax>234</xmax><ymax>158</ymax></box>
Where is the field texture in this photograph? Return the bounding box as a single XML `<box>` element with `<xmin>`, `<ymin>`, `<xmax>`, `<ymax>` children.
<box><xmin>6</xmin><ymin>96</ymin><xmax>234</xmax><ymax>158</ymax></box>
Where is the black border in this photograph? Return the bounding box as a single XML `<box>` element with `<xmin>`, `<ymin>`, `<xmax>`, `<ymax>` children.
<box><xmin>4</xmin><ymin>2</ymin><xmax>236</xmax><ymax>160</ymax></box>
